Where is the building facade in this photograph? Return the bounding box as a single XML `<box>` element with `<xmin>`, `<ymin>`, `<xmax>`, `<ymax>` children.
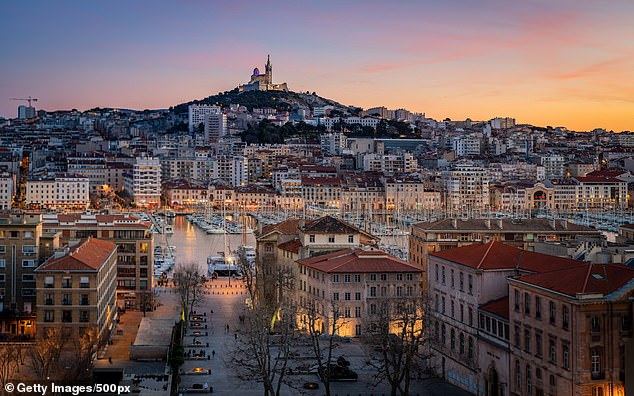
<box><xmin>124</xmin><ymin>157</ymin><xmax>161</xmax><ymax>208</ymax></box>
<box><xmin>26</xmin><ymin>174</ymin><xmax>90</xmax><ymax>210</ymax></box>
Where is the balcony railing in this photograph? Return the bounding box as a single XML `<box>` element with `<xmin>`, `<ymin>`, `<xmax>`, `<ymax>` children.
<box><xmin>591</xmin><ymin>370</ymin><xmax>604</xmax><ymax>380</ymax></box>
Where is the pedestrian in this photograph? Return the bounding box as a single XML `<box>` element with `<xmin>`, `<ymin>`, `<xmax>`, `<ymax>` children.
<box><xmin>234</xmin><ymin>333</ymin><xmax>237</xmax><ymax>340</ymax></box>
<box><xmin>108</xmin><ymin>357</ymin><xmax>112</xmax><ymax>364</ymax></box>
<box><xmin>212</xmin><ymin>350</ymin><xmax>216</xmax><ymax>357</ymax></box>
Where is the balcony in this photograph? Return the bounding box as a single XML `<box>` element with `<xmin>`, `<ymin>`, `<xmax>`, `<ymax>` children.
<box><xmin>44</xmin><ymin>298</ymin><xmax>54</xmax><ymax>305</ymax></box>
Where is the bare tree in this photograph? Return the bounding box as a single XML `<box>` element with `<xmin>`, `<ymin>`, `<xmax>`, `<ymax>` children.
<box><xmin>29</xmin><ymin>327</ymin><xmax>65</xmax><ymax>381</ymax></box>
<box><xmin>0</xmin><ymin>344</ymin><xmax>21</xmax><ymax>392</ymax></box>
<box><xmin>236</xmin><ymin>253</ymin><xmax>256</xmax><ymax>304</ymax></box>
<box><xmin>173</xmin><ymin>262</ymin><xmax>205</xmax><ymax>323</ymax></box>
<box><xmin>303</xmin><ymin>301</ymin><xmax>347</xmax><ymax>396</ymax></box>
<box><xmin>59</xmin><ymin>327</ymin><xmax>99</xmax><ymax>383</ymax></box>
<box><xmin>232</xmin><ymin>301</ymin><xmax>296</xmax><ymax>396</ymax></box>
<box><xmin>364</xmin><ymin>297</ymin><xmax>430</xmax><ymax>396</ymax></box>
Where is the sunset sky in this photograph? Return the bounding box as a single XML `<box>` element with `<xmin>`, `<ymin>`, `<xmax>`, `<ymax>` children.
<box><xmin>1</xmin><ymin>0</ymin><xmax>633</xmax><ymax>131</ymax></box>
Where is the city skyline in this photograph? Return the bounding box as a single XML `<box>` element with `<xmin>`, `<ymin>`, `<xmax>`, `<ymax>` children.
<box><xmin>1</xmin><ymin>0</ymin><xmax>633</xmax><ymax>131</ymax></box>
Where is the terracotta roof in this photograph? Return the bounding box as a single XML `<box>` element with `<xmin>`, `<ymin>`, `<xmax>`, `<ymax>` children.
<box><xmin>574</xmin><ymin>176</ymin><xmax>625</xmax><ymax>183</ymax></box>
<box><xmin>277</xmin><ymin>239</ymin><xmax>301</xmax><ymax>254</ymax></box>
<box><xmin>513</xmin><ymin>263</ymin><xmax>634</xmax><ymax>298</ymax></box>
<box><xmin>414</xmin><ymin>218</ymin><xmax>596</xmax><ymax>233</ymax></box>
<box><xmin>37</xmin><ymin>238</ymin><xmax>117</xmax><ymax>272</ymax></box>
<box><xmin>256</xmin><ymin>218</ymin><xmax>301</xmax><ymax>237</ymax></box>
<box><xmin>586</xmin><ymin>169</ymin><xmax>627</xmax><ymax>177</ymax></box>
<box><xmin>297</xmin><ymin>249</ymin><xmax>421</xmax><ymax>273</ymax></box>
<box><xmin>302</xmin><ymin>216</ymin><xmax>363</xmax><ymax>235</ymax></box>
<box><xmin>430</xmin><ymin>241</ymin><xmax>583</xmax><ymax>272</ymax></box>
<box><xmin>301</xmin><ymin>176</ymin><xmax>341</xmax><ymax>186</ymax></box>
<box><xmin>479</xmin><ymin>296</ymin><xmax>509</xmax><ymax>319</ymax></box>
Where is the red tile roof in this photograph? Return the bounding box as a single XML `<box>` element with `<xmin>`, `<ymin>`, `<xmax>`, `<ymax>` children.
<box><xmin>37</xmin><ymin>238</ymin><xmax>117</xmax><ymax>272</ymax></box>
<box><xmin>586</xmin><ymin>169</ymin><xmax>627</xmax><ymax>177</ymax></box>
<box><xmin>480</xmin><ymin>296</ymin><xmax>510</xmax><ymax>319</ymax></box>
<box><xmin>277</xmin><ymin>239</ymin><xmax>301</xmax><ymax>254</ymax></box>
<box><xmin>256</xmin><ymin>218</ymin><xmax>301</xmax><ymax>237</ymax></box>
<box><xmin>574</xmin><ymin>176</ymin><xmax>625</xmax><ymax>183</ymax></box>
<box><xmin>430</xmin><ymin>241</ymin><xmax>582</xmax><ymax>272</ymax></box>
<box><xmin>513</xmin><ymin>263</ymin><xmax>634</xmax><ymax>298</ymax></box>
<box><xmin>297</xmin><ymin>249</ymin><xmax>422</xmax><ymax>273</ymax></box>
<box><xmin>301</xmin><ymin>176</ymin><xmax>341</xmax><ymax>186</ymax></box>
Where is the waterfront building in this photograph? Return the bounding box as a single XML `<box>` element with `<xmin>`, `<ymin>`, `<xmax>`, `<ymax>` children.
<box><xmin>41</xmin><ymin>213</ymin><xmax>154</xmax><ymax>310</ymax></box>
<box><xmin>34</xmin><ymin>237</ymin><xmax>117</xmax><ymax>342</ymax></box>
<box><xmin>26</xmin><ymin>174</ymin><xmax>89</xmax><ymax>210</ymax></box>
<box><xmin>124</xmin><ymin>156</ymin><xmax>161</xmax><ymax>208</ymax></box>
<box><xmin>67</xmin><ymin>156</ymin><xmax>131</xmax><ymax>195</ymax></box>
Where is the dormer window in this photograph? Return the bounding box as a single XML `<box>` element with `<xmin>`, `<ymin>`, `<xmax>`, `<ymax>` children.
<box><xmin>309</xmin><ymin>235</ymin><xmax>315</xmax><ymax>243</ymax></box>
<box><xmin>328</xmin><ymin>235</ymin><xmax>335</xmax><ymax>243</ymax></box>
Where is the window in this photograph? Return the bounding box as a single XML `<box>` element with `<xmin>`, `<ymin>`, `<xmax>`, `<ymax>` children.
<box><xmin>450</xmin><ymin>269</ymin><xmax>455</xmax><ymax>288</ymax></box>
<box><xmin>62</xmin><ymin>277</ymin><xmax>72</xmax><ymax>288</ymax></box>
<box><xmin>524</xmin><ymin>329</ymin><xmax>531</xmax><ymax>353</ymax></box>
<box><xmin>441</xmin><ymin>324</ymin><xmax>446</xmax><ymax>344</ymax></box>
<box><xmin>526</xmin><ymin>365</ymin><xmax>532</xmax><ymax>394</ymax></box>
<box><xmin>80</xmin><ymin>294</ymin><xmax>89</xmax><ymax>305</ymax></box>
<box><xmin>355</xmin><ymin>292</ymin><xmax>361</xmax><ymax>300</ymax></box>
<box><xmin>370</xmin><ymin>273</ymin><xmax>377</xmax><ymax>281</ymax></box>
<box><xmin>370</xmin><ymin>287</ymin><xmax>376</xmax><ymax>297</ymax></box>
<box><xmin>592</xmin><ymin>387</ymin><xmax>604</xmax><ymax>396</ymax></box>
<box><xmin>355</xmin><ymin>324</ymin><xmax>361</xmax><ymax>336</ymax></box>
<box><xmin>80</xmin><ymin>311</ymin><xmax>89</xmax><ymax>323</ymax></box>
<box><xmin>44</xmin><ymin>311</ymin><xmax>54</xmax><ymax>322</ymax></box>
<box><xmin>22</xmin><ymin>245</ymin><xmax>36</xmax><ymax>254</ymax></box>
<box><xmin>397</xmin><ymin>287</ymin><xmax>403</xmax><ymax>297</ymax></box>
<box><xmin>333</xmin><ymin>274</ymin><xmax>339</xmax><ymax>283</ymax></box>
<box><xmin>406</xmin><ymin>273</ymin><xmax>413</xmax><ymax>281</ymax></box>
<box><xmin>0</xmin><ymin>259</ymin><xmax>5</xmax><ymax>268</ymax></box>
<box><xmin>450</xmin><ymin>329</ymin><xmax>456</xmax><ymax>350</ymax></box>
<box><xmin>459</xmin><ymin>333</ymin><xmax>465</xmax><ymax>355</ymax></box>
<box><xmin>0</xmin><ymin>246</ymin><xmax>5</xmax><ymax>254</ymax></box>
<box><xmin>309</xmin><ymin>235</ymin><xmax>315</xmax><ymax>243</ymax></box>
<box><xmin>344</xmin><ymin>308</ymin><xmax>351</xmax><ymax>318</ymax></box>
<box><xmin>344</xmin><ymin>274</ymin><xmax>351</xmax><ymax>283</ymax></box>
<box><xmin>62</xmin><ymin>294</ymin><xmax>71</xmax><ymax>305</ymax></box>
<box><xmin>549</xmin><ymin>301</ymin><xmax>556</xmax><ymax>325</ymax></box>
<box><xmin>370</xmin><ymin>304</ymin><xmax>376</xmax><ymax>315</ymax></box>
<box><xmin>535</xmin><ymin>333</ymin><xmax>542</xmax><ymax>357</ymax></box>
<box><xmin>62</xmin><ymin>311</ymin><xmax>72</xmax><ymax>323</ymax></box>
<box><xmin>460</xmin><ymin>304</ymin><xmax>464</xmax><ymax>322</ymax></box>
<box><xmin>45</xmin><ymin>294</ymin><xmax>54</xmax><ymax>305</ymax></box>
<box><xmin>442</xmin><ymin>297</ymin><xmax>446</xmax><ymax>314</ymax></box>
<box><xmin>355</xmin><ymin>307</ymin><xmax>361</xmax><ymax>317</ymax></box>
<box><xmin>459</xmin><ymin>272</ymin><xmax>464</xmax><ymax>291</ymax></box>
<box><xmin>515</xmin><ymin>360</ymin><xmax>521</xmax><ymax>391</ymax></box>
<box><xmin>591</xmin><ymin>348</ymin><xmax>602</xmax><ymax>378</ymax></box>
<box><xmin>435</xmin><ymin>264</ymin><xmax>439</xmax><ymax>282</ymax></box>
<box><xmin>535</xmin><ymin>296</ymin><xmax>541</xmax><ymax>319</ymax></box>
<box><xmin>451</xmin><ymin>301</ymin><xmax>455</xmax><ymax>318</ymax></box>
<box><xmin>563</xmin><ymin>344</ymin><xmax>569</xmax><ymax>370</ymax></box>
<box><xmin>591</xmin><ymin>316</ymin><xmax>600</xmax><ymax>332</ymax></box>
<box><xmin>524</xmin><ymin>293</ymin><xmax>531</xmax><ymax>315</ymax></box>
<box><xmin>468</xmin><ymin>307</ymin><xmax>473</xmax><ymax>326</ymax></box>
<box><xmin>80</xmin><ymin>277</ymin><xmax>90</xmax><ymax>288</ymax></box>
<box><xmin>441</xmin><ymin>267</ymin><xmax>446</xmax><ymax>284</ymax></box>
<box><xmin>44</xmin><ymin>276</ymin><xmax>54</xmax><ymax>288</ymax></box>
<box><xmin>328</xmin><ymin>235</ymin><xmax>335</xmax><ymax>243</ymax></box>
<box><xmin>514</xmin><ymin>290</ymin><xmax>520</xmax><ymax>311</ymax></box>
<box><xmin>562</xmin><ymin>306</ymin><xmax>569</xmax><ymax>330</ymax></box>
<box><xmin>514</xmin><ymin>325</ymin><xmax>520</xmax><ymax>347</ymax></box>
<box><xmin>549</xmin><ymin>339</ymin><xmax>557</xmax><ymax>363</ymax></box>
<box><xmin>468</xmin><ymin>337</ymin><xmax>474</xmax><ymax>360</ymax></box>
<box><xmin>396</xmin><ymin>273</ymin><xmax>403</xmax><ymax>281</ymax></box>
<box><xmin>348</xmin><ymin>235</ymin><xmax>354</xmax><ymax>243</ymax></box>
<box><xmin>354</xmin><ymin>274</ymin><xmax>361</xmax><ymax>283</ymax></box>
<box><xmin>22</xmin><ymin>260</ymin><xmax>36</xmax><ymax>268</ymax></box>
<box><xmin>344</xmin><ymin>292</ymin><xmax>351</xmax><ymax>301</ymax></box>
<box><xmin>468</xmin><ymin>274</ymin><xmax>473</xmax><ymax>294</ymax></box>
<box><xmin>333</xmin><ymin>293</ymin><xmax>339</xmax><ymax>301</ymax></box>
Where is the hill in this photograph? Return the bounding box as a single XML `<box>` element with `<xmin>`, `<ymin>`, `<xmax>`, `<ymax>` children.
<box><xmin>171</xmin><ymin>88</ymin><xmax>357</xmax><ymax>114</ymax></box>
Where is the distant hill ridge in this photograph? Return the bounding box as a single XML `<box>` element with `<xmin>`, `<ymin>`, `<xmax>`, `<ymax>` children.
<box><xmin>172</xmin><ymin>88</ymin><xmax>356</xmax><ymax>114</ymax></box>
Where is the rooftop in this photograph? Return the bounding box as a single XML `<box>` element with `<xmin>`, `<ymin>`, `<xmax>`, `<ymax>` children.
<box><xmin>297</xmin><ymin>248</ymin><xmax>421</xmax><ymax>274</ymax></box>
<box><xmin>414</xmin><ymin>218</ymin><xmax>597</xmax><ymax>233</ymax></box>
<box><xmin>37</xmin><ymin>238</ymin><xmax>116</xmax><ymax>272</ymax></box>
<box><xmin>479</xmin><ymin>296</ymin><xmax>510</xmax><ymax>319</ymax></box>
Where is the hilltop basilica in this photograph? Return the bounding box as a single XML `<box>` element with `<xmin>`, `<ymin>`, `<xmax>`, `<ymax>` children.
<box><xmin>239</xmin><ymin>55</ymin><xmax>289</xmax><ymax>92</ymax></box>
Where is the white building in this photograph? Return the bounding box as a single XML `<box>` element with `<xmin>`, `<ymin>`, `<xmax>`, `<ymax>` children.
<box><xmin>124</xmin><ymin>157</ymin><xmax>161</xmax><ymax>208</ymax></box>
<box><xmin>0</xmin><ymin>173</ymin><xmax>15</xmax><ymax>209</ymax></box>
<box><xmin>188</xmin><ymin>104</ymin><xmax>221</xmax><ymax>133</ymax></box>
<box><xmin>204</xmin><ymin>113</ymin><xmax>227</xmax><ymax>143</ymax></box>
<box><xmin>320</xmin><ymin>132</ymin><xmax>347</xmax><ymax>156</ymax></box>
<box><xmin>442</xmin><ymin>163</ymin><xmax>490</xmax><ymax>214</ymax></box>
<box><xmin>362</xmin><ymin>153</ymin><xmax>417</xmax><ymax>174</ymax></box>
<box><xmin>26</xmin><ymin>174</ymin><xmax>89</xmax><ymax>209</ymax></box>
<box><xmin>540</xmin><ymin>155</ymin><xmax>565</xmax><ymax>180</ymax></box>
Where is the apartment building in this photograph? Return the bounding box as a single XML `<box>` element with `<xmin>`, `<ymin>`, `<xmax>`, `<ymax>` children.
<box><xmin>41</xmin><ymin>213</ymin><xmax>154</xmax><ymax>309</ymax></box>
<box><xmin>409</xmin><ymin>218</ymin><xmax>600</xmax><ymax>290</ymax></box>
<box><xmin>442</xmin><ymin>163</ymin><xmax>490</xmax><ymax>214</ymax></box>
<box><xmin>34</xmin><ymin>238</ymin><xmax>117</xmax><ymax>342</ymax></box>
<box><xmin>508</xmin><ymin>264</ymin><xmax>633</xmax><ymax>396</ymax></box>
<box><xmin>26</xmin><ymin>174</ymin><xmax>90</xmax><ymax>210</ymax></box>
<box><xmin>124</xmin><ymin>156</ymin><xmax>161</xmax><ymax>208</ymax></box>
<box><xmin>188</xmin><ymin>104</ymin><xmax>221</xmax><ymax>133</ymax></box>
<box><xmin>362</xmin><ymin>153</ymin><xmax>417</xmax><ymax>174</ymax></box>
<box><xmin>295</xmin><ymin>248</ymin><xmax>423</xmax><ymax>337</ymax></box>
<box><xmin>427</xmin><ymin>241</ymin><xmax>584</xmax><ymax>395</ymax></box>
<box><xmin>162</xmin><ymin>179</ymin><xmax>209</xmax><ymax>207</ymax></box>
<box><xmin>301</xmin><ymin>176</ymin><xmax>342</xmax><ymax>209</ymax></box>
<box><xmin>67</xmin><ymin>156</ymin><xmax>132</xmax><ymax>194</ymax></box>
<box><xmin>384</xmin><ymin>176</ymin><xmax>441</xmax><ymax>212</ymax></box>
<box><xmin>0</xmin><ymin>172</ymin><xmax>15</xmax><ymax>210</ymax></box>
<box><xmin>0</xmin><ymin>212</ymin><xmax>42</xmax><ymax>338</ymax></box>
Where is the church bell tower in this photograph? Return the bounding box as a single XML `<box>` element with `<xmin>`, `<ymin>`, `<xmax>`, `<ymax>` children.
<box><xmin>265</xmin><ymin>54</ymin><xmax>272</xmax><ymax>85</ymax></box>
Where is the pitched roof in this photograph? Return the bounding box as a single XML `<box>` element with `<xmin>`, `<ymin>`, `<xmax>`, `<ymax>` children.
<box><xmin>513</xmin><ymin>263</ymin><xmax>634</xmax><ymax>298</ymax></box>
<box><xmin>301</xmin><ymin>216</ymin><xmax>377</xmax><ymax>240</ymax></box>
<box><xmin>479</xmin><ymin>296</ymin><xmax>510</xmax><ymax>319</ymax></box>
<box><xmin>255</xmin><ymin>218</ymin><xmax>301</xmax><ymax>237</ymax></box>
<box><xmin>277</xmin><ymin>239</ymin><xmax>301</xmax><ymax>254</ymax></box>
<box><xmin>414</xmin><ymin>218</ymin><xmax>596</xmax><ymax>233</ymax></box>
<box><xmin>574</xmin><ymin>176</ymin><xmax>625</xmax><ymax>183</ymax></box>
<box><xmin>297</xmin><ymin>249</ymin><xmax>422</xmax><ymax>273</ymax></box>
<box><xmin>430</xmin><ymin>241</ymin><xmax>583</xmax><ymax>272</ymax></box>
<box><xmin>37</xmin><ymin>238</ymin><xmax>117</xmax><ymax>272</ymax></box>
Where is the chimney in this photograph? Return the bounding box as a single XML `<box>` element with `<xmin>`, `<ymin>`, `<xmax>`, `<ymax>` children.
<box><xmin>451</xmin><ymin>218</ymin><xmax>457</xmax><ymax>229</ymax></box>
<box><xmin>485</xmin><ymin>219</ymin><xmax>491</xmax><ymax>229</ymax></box>
<box><xmin>563</xmin><ymin>218</ymin><xmax>568</xmax><ymax>230</ymax></box>
<box><xmin>497</xmin><ymin>219</ymin><xmax>503</xmax><ymax>229</ymax></box>
<box><xmin>550</xmin><ymin>218</ymin><xmax>556</xmax><ymax>230</ymax></box>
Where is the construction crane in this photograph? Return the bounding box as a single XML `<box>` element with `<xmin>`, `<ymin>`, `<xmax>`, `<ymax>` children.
<box><xmin>10</xmin><ymin>96</ymin><xmax>38</xmax><ymax>107</ymax></box>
